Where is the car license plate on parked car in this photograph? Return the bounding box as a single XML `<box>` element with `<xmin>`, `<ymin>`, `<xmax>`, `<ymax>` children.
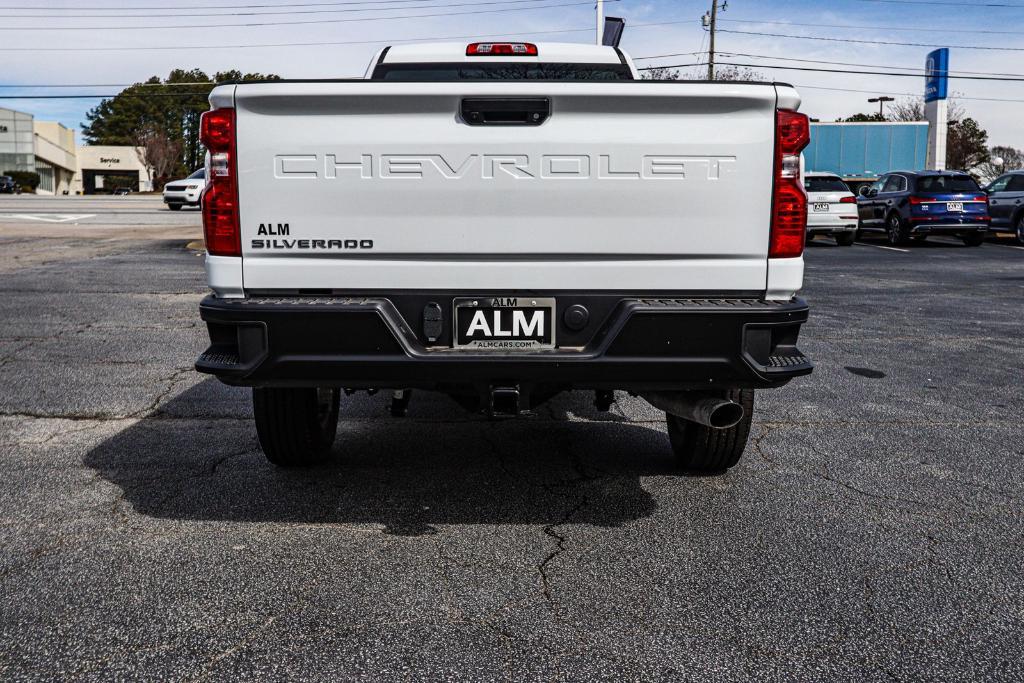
<box><xmin>453</xmin><ymin>297</ymin><xmax>555</xmax><ymax>350</ymax></box>
<box><xmin>947</xmin><ymin>202</ymin><xmax>964</xmax><ymax>212</ymax></box>
<box><xmin>813</xmin><ymin>203</ymin><xmax>830</xmax><ymax>212</ymax></box>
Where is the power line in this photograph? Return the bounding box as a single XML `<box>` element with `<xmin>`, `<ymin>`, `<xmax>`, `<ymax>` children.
<box><xmin>0</xmin><ymin>0</ymin><xmax>619</xmax><ymax>30</ymax></box>
<box><xmin>0</xmin><ymin>18</ymin><xmax>690</xmax><ymax>51</ymax></box>
<box><xmin>633</xmin><ymin>67</ymin><xmax>1024</xmax><ymax>103</ymax></box>
<box><xmin>715</xmin><ymin>52</ymin><xmax>1024</xmax><ymax>78</ymax></box>
<box><xmin>792</xmin><ymin>84</ymin><xmax>1024</xmax><ymax>103</ymax></box>
<box><xmin>716</xmin><ymin>28</ymin><xmax>1024</xmax><ymax>51</ymax></box>
<box><xmin>0</xmin><ymin>0</ymin><xmax>569</xmax><ymax>20</ymax></box>
<box><xmin>634</xmin><ymin>51</ymin><xmax>1024</xmax><ymax>79</ymax></box>
<box><xmin>719</xmin><ymin>17</ymin><xmax>1024</xmax><ymax>35</ymax></box>
<box><xmin>637</xmin><ymin>59</ymin><xmax>1024</xmax><ymax>82</ymax></box>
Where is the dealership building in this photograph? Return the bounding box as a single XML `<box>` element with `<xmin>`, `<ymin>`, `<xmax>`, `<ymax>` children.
<box><xmin>0</xmin><ymin>106</ymin><xmax>153</xmax><ymax>194</ymax></box>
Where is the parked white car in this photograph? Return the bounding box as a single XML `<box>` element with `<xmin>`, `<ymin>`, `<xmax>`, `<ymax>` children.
<box><xmin>162</xmin><ymin>168</ymin><xmax>205</xmax><ymax>210</ymax></box>
<box><xmin>804</xmin><ymin>172</ymin><xmax>858</xmax><ymax>246</ymax></box>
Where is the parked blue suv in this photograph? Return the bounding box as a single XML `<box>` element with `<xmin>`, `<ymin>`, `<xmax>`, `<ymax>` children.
<box><xmin>857</xmin><ymin>170</ymin><xmax>990</xmax><ymax>246</ymax></box>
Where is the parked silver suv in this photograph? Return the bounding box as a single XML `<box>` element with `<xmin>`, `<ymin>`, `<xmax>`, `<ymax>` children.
<box><xmin>986</xmin><ymin>171</ymin><xmax>1024</xmax><ymax>244</ymax></box>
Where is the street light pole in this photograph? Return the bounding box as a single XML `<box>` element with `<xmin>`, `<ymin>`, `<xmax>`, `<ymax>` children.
<box><xmin>596</xmin><ymin>0</ymin><xmax>604</xmax><ymax>45</ymax></box>
<box><xmin>868</xmin><ymin>96</ymin><xmax>895</xmax><ymax>118</ymax></box>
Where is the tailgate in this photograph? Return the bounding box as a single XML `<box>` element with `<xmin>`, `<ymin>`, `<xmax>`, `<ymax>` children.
<box><xmin>229</xmin><ymin>81</ymin><xmax>784</xmax><ymax>292</ymax></box>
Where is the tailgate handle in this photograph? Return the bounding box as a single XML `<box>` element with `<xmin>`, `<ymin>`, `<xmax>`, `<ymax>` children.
<box><xmin>460</xmin><ymin>98</ymin><xmax>549</xmax><ymax>126</ymax></box>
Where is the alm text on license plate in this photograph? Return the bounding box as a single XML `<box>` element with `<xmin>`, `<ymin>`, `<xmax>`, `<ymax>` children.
<box><xmin>453</xmin><ymin>297</ymin><xmax>555</xmax><ymax>350</ymax></box>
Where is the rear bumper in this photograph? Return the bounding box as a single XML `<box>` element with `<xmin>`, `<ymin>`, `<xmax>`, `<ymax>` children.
<box><xmin>196</xmin><ymin>294</ymin><xmax>812</xmax><ymax>392</ymax></box>
<box><xmin>909</xmin><ymin>216</ymin><xmax>989</xmax><ymax>233</ymax></box>
<box><xmin>807</xmin><ymin>213</ymin><xmax>857</xmax><ymax>234</ymax></box>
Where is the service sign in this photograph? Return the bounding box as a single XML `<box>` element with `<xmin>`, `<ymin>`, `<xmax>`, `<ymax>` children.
<box><xmin>924</xmin><ymin>48</ymin><xmax>949</xmax><ymax>103</ymax></box>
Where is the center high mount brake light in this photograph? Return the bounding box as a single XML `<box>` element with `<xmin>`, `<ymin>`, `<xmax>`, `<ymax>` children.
<box><xmin>466</xmin><ymin>42</ymin><xmax>538</xmax><ymax>56</ymax></box>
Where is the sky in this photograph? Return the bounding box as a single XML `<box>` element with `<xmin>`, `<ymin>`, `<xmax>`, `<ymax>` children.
<box><xmin>2</xmin><ymin>0</ymin><xmax>1023</xmax><ymax>149</ymax></box>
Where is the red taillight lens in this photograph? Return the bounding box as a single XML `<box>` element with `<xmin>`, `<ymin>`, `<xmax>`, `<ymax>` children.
<box><xmin>839</xmin><ymin>195</ymin><xmax>856</xmax><ymax>204</ymax></box>
<box><xmin>770</xmin><ymin>109</ymin><xmax>810</xmax><ymax>259</ymax></box>
<box><xmin>909</xmin><ymin>195</ymin><xmax>926</xmax><ymax>205</ymax></box>
<box><xmin>776</xmin><ymin>109</ymin><xmax>810</xmax><ymax>155</ymax></box>
<box><xmin>466</xmin><ymin>42</ymin><xmax>538</xmax><ymax>56</ymax></box>
<box><xmin>199</xmin><ymin>108</ymin><xmax>240</xmax><ymax>257</ymax></box>
<box><xmin>200</xmin><ymin>108</ymin><xmax>234</xmax><ymax>154</ymax></box>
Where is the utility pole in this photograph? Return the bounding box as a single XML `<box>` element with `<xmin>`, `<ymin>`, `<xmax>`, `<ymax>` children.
<box><xmin>703</xmin><ymin>1</ymin><xmax>727</xmax><ymax>80</ymax></box>
<box><xmin>596</xmin><ymin>0</ymin><xmax>604</xmax><ymax>45</ymax></box>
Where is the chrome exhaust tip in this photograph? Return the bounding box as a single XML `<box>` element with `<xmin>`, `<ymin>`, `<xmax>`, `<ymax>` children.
<box><xmin>641</xmin><ymin>391</ymin><xmax>745</xmax><ymax>430</ymax></box>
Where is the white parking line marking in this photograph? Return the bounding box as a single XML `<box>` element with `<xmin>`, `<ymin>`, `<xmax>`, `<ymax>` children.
<box><xmin>855</xmin><ymin>241</ymin><xmax>909</xmax><ymax>253</ymax></box>
<box><xmin>993</xmin><ymin>243</ymin><xmax>1024</xmax><ymax>251</ymax></box>
<box><xmin>4</xmin><ymin>214</ymin><xmax>96</xmax><ymax>223</ymax></box>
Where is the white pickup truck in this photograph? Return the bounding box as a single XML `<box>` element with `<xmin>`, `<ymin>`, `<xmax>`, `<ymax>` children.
<box><xmin>195</xmin><ymin>41</ymin><xmax>813</xmax><ymax>472</ymax></box>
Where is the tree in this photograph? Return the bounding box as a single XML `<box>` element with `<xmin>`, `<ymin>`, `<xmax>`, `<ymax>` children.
<box><xmin>975</xmin><ymin>145</ymin><xmax>1024</xmax><ymax>180</ymax></box>
<box><xmin>840</xmin><ymin>112</ymin><xmax>887</xmax><ymax>122</ymax></box>
<box><xmin>946</xmin><ymin>117</ymin><xmax>989</xmax><ymax>171</ymax></box>
<box><xmin>640</xmin><ymin>64</ymin><xmax>766</xmax><ymax>81</ymax></box>
<box><xmin>641</xmin><ymin>66</ymin><xmax>682</xmax><ymax>80</ymax></box>
<box><xmin>889</xmin><ymin>97</ymin><xmax>924</xmax><ymax>122</ymax></box>
<box><xmin>135</xmin><ymin>124</ymin><xmax>183</xmax><ymax>191</ymax></box>
<box><xmin>83</xmin><ymin>69</ymin><xmax>279</xmax><ymax>176</ymax></box>
<box><xmin>713</xmin><ymin>65</ymin><xmax>767</xmax><ymax>82</ymax></box>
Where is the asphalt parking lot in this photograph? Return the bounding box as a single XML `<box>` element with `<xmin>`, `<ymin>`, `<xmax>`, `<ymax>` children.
<box><xmin>1</xmin><ymin>196</ymin><xmax>1022</xmax><ymax>680</ymax></box>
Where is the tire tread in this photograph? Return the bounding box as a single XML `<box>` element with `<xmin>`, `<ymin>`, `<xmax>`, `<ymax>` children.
<box><xmin>253</xmin><ymin>387</ymin><xmax>339</xmax><ymax>467</ymax></box>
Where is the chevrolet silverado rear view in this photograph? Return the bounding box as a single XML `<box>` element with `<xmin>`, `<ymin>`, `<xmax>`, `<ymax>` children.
<box><xmin>195</xmin><ymin>41</ymin><xmax>814</xmax><ymax>473</ymax></box>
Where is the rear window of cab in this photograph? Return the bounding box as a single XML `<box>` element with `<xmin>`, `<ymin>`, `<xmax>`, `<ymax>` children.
<box><xmin>372</xmin><ymin>63</ymin><xmax>633</xmax><ymax>81</ymax></box>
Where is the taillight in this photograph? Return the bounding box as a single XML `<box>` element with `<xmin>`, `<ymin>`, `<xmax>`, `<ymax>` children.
<box><xmin>839</xmin><ymin>195</ymin><xmax>856</xmax><ymax>204</ymax></box>
<box><xmin>199</xmin><ymin>107</ymin><xmax>239</xmax><ymax>257</ymax></box>
<box><xmin>770</xmin><ymin>109</ymin><xmax>810</xmax><ymax>259</ymax></box>
<box><xmin>466</xmin><ymin>42</ymin><xmax>538</xmax><ymax>56</ymax></box>
<box><xmin>909</xmin><ymin>196</ymin><xmax>927</xmax><ymax>205</ymax></box>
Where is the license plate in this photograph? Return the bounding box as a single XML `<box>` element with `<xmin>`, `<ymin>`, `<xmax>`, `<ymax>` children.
<box><xmin>453</xmin><ymin>297</ymin><xmax>555</xmax><ymax>350</ymax></box>
<box><xmin>947</xmin><ymin>202</ymin><xmax>964</xmax><ymax>212</ymax></box>
<box><xmin>813</xmin><ymin>203</ymin><xmax>830</xmax><ymax>212</ymax></box>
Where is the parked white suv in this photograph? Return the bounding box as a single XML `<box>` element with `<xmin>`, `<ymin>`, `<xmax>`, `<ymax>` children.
<box><xmin>162</xmin><ymin>168</ymin><xmax>205</xmax><ymax>210</ymax></box>
<box><xmin>804</xmin><ymin>172</ymin><xmax>858</xmax><ymax>246</ymax></box>
<box><xmin>194</xmin><ymin>41</ymin><xmax>814</xmax><ymax>473</ymax></box>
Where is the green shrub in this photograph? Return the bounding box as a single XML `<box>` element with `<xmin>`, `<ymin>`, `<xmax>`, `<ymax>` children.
<box><xmin>3</xmin><ymin>170</ymin><xmax>40</xmax><ymax>191</ymax></box>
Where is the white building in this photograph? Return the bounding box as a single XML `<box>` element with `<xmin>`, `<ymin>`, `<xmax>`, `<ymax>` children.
<box><xmin>1</xmin><ymin>105</ymin><xmax>157</xmax><ymax>194</ymax></box>
<box><xmin>72</xmin><ymin>145</ymin><xmax>153</xmax><ymax>194</ymax></box>
<box><xmin>34</xmin><ymin>121</ymin><xmax>77</xmax><ymax>195</ymax></box>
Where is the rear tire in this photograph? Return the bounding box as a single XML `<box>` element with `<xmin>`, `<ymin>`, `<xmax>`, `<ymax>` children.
<box><xmin>1015</xmin><ymin>213</ymin><xmax>1024</xmax><ymax>245</ymax></box>
<box><xmin>886</xmin><ymin>213</ymin><xmax>910</xmax><ymax>246</ymax></box>
<box><xmin>835</xmin><ymin>232</ymin><xmax>855</xmax><ymax>246</ymax></box>
<box><xmin>961</xmin><ymin>233</ymin><xmax>984</xmax><ymax>247</ymax></box>
<box><xmin>666</xmin><ymin>389</ymin><xmax>754</xmax><ymax>473</ymax></box>
<box><xmin>253</xmin><ymin>387</ymin><xmax>340</xmax><ymax>467</ymax></box>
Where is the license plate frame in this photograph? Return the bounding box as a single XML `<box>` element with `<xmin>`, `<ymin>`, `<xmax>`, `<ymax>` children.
<box><xmin>452</xmin><ymin>297</ymin><xmax>556</xmax><ymax>350</ymax></box>
<box><xmin>812</xmin><ymin>202</ymin><xmax>830</xmax><ymax>212</ymax></box>
<box><xmin>946</xmin><ymin>202</ymin><xmax>964</xmax><ymax>212</ymax></box>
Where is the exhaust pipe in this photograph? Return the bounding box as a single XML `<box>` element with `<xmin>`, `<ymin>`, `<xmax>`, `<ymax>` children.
<box><xmin>641</xmin><ymin>391</ymin><xmax>745</xmax><ymax>429</ymax></box>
